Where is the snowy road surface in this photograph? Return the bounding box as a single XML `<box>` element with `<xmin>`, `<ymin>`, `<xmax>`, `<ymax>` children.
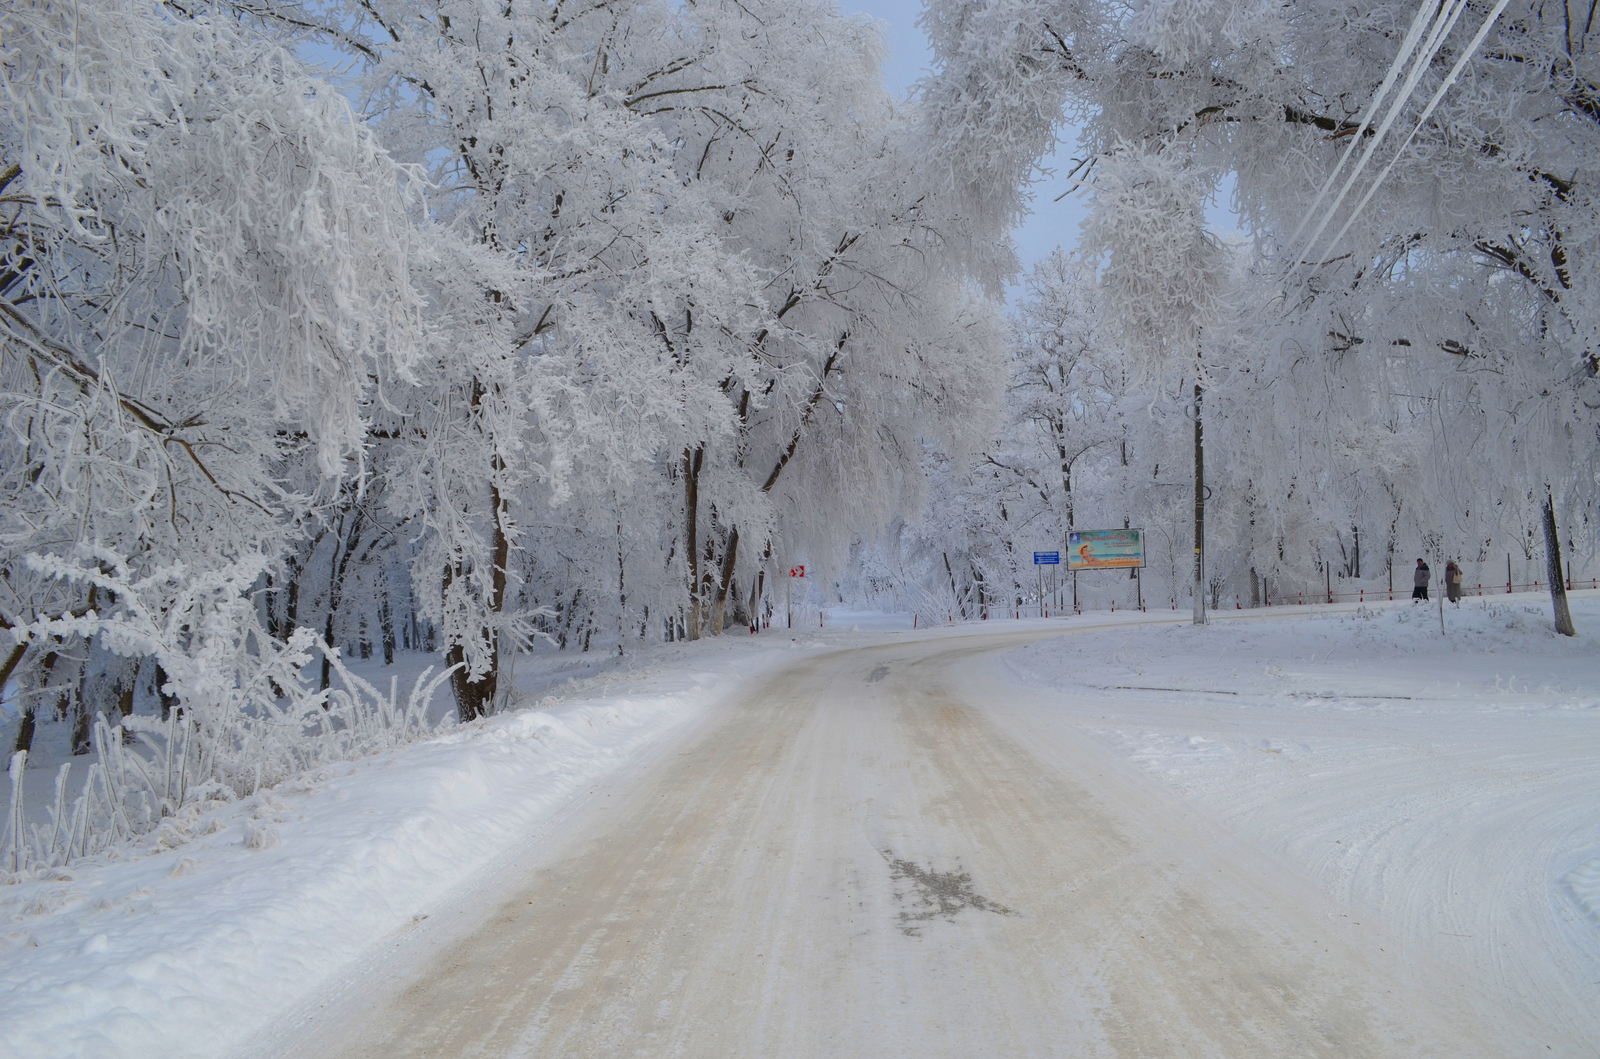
<box><xmin>276</xmin><ymin>622</ymin><xmax>1543</xmax><ymax>1058</ymax></box>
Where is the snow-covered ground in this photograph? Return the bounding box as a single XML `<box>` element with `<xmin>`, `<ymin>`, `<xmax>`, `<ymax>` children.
<box><xmin>993</xmin><ymin>591</ymin><xmax>1600</xmax><ymax>1047</ymax></box>
<box><xmin>2</xmin><ymin>592</ymin><xmax>1596</xmax><ymax>1056</ymax></box>
<box><xmin>0</xmin><ymin>637</ymin><xmax>823</xmax><ymax>1059</ymax></box>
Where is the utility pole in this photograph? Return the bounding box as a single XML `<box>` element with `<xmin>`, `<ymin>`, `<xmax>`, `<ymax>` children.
<box><xmin>1068</xmin><ymin>529</ymin><xmax>1078</xmax><ymax>611</ymax></box>
<box><xmin>1192</xmin><ymin>381</ymin><xmax>1206</xmax><ymax>625</ymax></box>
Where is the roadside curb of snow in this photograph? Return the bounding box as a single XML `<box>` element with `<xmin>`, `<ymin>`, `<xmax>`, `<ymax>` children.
<box><xmin>0</xmin><ymin>646</ymin><xmax>794</xmax><ymax>1059</ymax></box>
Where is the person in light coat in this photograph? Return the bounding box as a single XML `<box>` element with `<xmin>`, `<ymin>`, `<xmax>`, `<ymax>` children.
<box><xmin>1412</xmin><ymin>558</ymin><xmax>1430</xmax><ymax>601</ymax></box>
<box><xmin>1445</xmin><ymin>560</ymin><xmax>1463</xmax><ymax>604</ymax></box>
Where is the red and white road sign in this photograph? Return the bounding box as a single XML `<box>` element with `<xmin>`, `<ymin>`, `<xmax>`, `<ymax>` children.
<box><xmin>789</xmin><ymin>565</ymin><xmax>805</xmax><ymax>578</ymax></box>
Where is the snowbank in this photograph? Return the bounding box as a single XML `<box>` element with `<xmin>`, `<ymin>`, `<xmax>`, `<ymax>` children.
<box><xmin>0</xmin><ymin>641</ymin><xmax>800</xmax><ymax>1059</ymax></box>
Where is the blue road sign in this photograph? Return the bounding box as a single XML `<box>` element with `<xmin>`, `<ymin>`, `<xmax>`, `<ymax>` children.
<box><xmin>1033</xmin><ymin>551</ymin><xmax>1060</xmax><ymax>565</ymax></box>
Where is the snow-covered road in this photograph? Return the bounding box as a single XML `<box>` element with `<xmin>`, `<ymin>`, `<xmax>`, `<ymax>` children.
<box><xmin>274</xmin><ymin>621</ymin><xmax>1541</xmax><ymax>1058</ymax></box>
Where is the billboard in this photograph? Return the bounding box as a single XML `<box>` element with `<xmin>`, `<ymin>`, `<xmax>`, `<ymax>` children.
<box><xmin>1067</xmin><ymin>529</ymin><xmax>1145</xmax><ymax>570</ymax></box>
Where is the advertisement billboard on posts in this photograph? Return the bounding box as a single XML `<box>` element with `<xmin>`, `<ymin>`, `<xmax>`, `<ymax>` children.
<box><xmin>1067</xmin><ymin>529</ymin><xmax>1145</xmax><ymax>570</ymax></box>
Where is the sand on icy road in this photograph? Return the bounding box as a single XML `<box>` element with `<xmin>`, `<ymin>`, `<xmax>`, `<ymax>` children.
<box><xmin>285</xmin><ymin>627</ymin><xmax>1511</xmax><ymax>1058</ymax></box>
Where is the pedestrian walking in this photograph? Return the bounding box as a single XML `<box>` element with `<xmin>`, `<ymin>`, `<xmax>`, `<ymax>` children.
<box><xmin>1445</xmin><ymin>560</ymin><xmax>1463</xmax><ymax>604</ymax></box>
<box><xmin>1412</xmin><ymin>558</ymin><xmax>1430</xmax><ymax>601</ymax></box>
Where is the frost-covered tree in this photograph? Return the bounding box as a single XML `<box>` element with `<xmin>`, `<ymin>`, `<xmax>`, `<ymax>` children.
<box><xmin>1</xmin><ymin>0</ymin><xmax>427</xmax><ymax>741</ymax></box>
<box><xmin>1004</xmin><ymin>251</ymin><xmax>1133</xmax><ymax>550</ymax></box>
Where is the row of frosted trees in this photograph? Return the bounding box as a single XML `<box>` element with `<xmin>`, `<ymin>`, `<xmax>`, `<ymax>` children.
<box><xmin>860</xmin><ymin>0</ymin><xmax>1598</xmax><ymax>634</ymax></box>
<box><xmin>6</xmin><ymin>0</ymin><xmax>1599</xmax><ymax>784</ymax></box>
<box><xmin>0</xmin><ymin>0</ymin><xmax>1024</xmax><ymax>828</ymax></box>
<box><xmin>870</xmin><ymin>246</ymin><xmax>1595</xmax><ymax>623</ymax></box>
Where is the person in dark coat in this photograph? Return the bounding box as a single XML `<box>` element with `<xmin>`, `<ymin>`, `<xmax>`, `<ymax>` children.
<box><xmin>1445</xmin><ymin>560</ymin><xmax>1463</xmax><ymax>604</ymax></box>
<box><xmin>1412</xmin><ymin>558</ymin><xmax>1430</xmax><ymax>601</ymax></box>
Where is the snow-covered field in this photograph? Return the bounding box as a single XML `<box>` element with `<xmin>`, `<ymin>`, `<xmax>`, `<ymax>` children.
<box><xmin>994</xmin><ymin>591</ymin><xmax>1600</xmax><ymax>1047</ymax></box>
<box><xmin>2</xmin><ymin>593</ymin><xmax>1597</xmax><ymax>1056</ymax></box>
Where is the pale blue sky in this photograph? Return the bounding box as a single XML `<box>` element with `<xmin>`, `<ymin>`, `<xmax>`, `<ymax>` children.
<box><xmin>845</xmin><ymin>0</ymin><xmax>1241</xmax><ymax>299</ymax></box>
<box><xmin>843</xmin><ymin>0</ymin><xmax>1096</xmax><ymax>289</ymax></box>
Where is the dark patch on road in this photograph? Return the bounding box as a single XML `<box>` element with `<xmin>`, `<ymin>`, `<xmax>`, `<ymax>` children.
<box><xmin>880</xmin><ymin>850</ymin><xmax>1016</xmax><ymax>936</ymax></box>
<box><xmin>867</xmin><ymin>664</ymin><xmax>890</xmax><ymax>683</ymax></box>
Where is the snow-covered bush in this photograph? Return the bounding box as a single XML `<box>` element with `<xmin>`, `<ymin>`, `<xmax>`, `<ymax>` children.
<box><xmin>2</xmin><ymin>548</ymin><xmax>453</xmax><ymax>872</ymax></box>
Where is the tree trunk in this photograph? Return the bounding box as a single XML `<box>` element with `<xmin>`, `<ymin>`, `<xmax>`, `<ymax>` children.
<box><xmin>1542</xmin><ymin>491</ymin><xmax>1576</xmax><ymax>636</ymax></box>
<box><xmin>68</xmin><ymin>686</ymin><xmax>91</xmax><ymax>754</ymax></box>
<box><xmin>154</xmin><ymin>663</ymin><xmax>176</xmax><ymax>719</ymax></box>
<box><xmin>490</xmin><ymin>478</ymin><xmax>511</xmax><ymax>643</ymax></box>
<box><xmin>1192</xmin><ymin>381</ymin><xmax>1206</xmax><ymax>625</ymax></box>
<box><xmin>283</xmin><ymin>531</ymin><xmax>328</xmax><ymax>643</ymax></box>
<box><xmin>264</xmin><ymin>573</ymin><xmax>280</xmax><ymax>640</ymax></box>
<box><xmin>12</xmin><ymin>704</ymin><xmax>34</xmax><ymax>755</ymax></box>
<box><xmin>446</xmin><ymin>476</ymin><xmax>512</xmax><ymax>720</ymax></box>
<box><xmin>943</xmin><ymin>553</ymin><xmax>965</xmax><ymax>620</ymax></box>
<box><xmin>1058</xmin><ymin>443</ymin><xmax>1075</xmax><ymax>530</ymax></box>
<box><xmin>488</xmin><ymin>477</ymin><xmax>512</xmax><ymax>701</ymax></box>
<box><xmin>711</xmin><ymin>526</ymin><xmax>739</xmax><ymax>636</ymax></box>
<box><xmin>36</xmin><ymin>649</ymin><xmax>71</xmax><ymax>722</ymax></box>
<box><xmin>320</xmin><ymin>512</ymin><xmax>363</xmax><ymax>693</ymax></box>
<box><xmin>378</xmin><ymin>568</ymin><xmax>396</xmax><ymax>665</ymax></box>
<box><xmin>683</xmin><ymin>446</ymin><xmax>703</xmax><ymax>640</ymax></box>
<box><xmin>3</xmin><ymin>642</ymin><xmax>28</xmax><ymax>753</ymax></box>
<box><xmin>284</xmin><ymin>557</ymin><xmax>301</xmax><ymax>641</ymax></box>
<box><xmin>617</xmin><ymin>519</ymin><xmax>629</xmax><ymax>657</ymax></box>
<box><xmin>1384</xmin><ymin>487</ymin><xmax>1401</xmax><ymax>596</ymax></box>
<box><xmin>443</xmin><ymin>560</ymin><xmax>499</xmax><ymax>723</ymax></box>
<box><xmin>70</xmin><ymin>591</ymin><xmax>96</xmax><ymax>755</ymax></box>
<box><xmin>0</xmin><ymin>641</ymin><xmax>24</xmax><ymax>694</ymax></box>
<box><xmin>117</xmin><ymin>675</ymin><xmax>135</xmax><ymax>723</ymax></box>
<box><xmin>445</xmin><ymin>639</ymin><xmax>497</xmax><ymax>721</ymax></box>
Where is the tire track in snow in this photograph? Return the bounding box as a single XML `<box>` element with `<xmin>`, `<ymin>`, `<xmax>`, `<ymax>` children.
<box><xmin>280</xmin><ymin>628</ymin><xmax>1515</xmax><ymax>1058</ymax></box>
